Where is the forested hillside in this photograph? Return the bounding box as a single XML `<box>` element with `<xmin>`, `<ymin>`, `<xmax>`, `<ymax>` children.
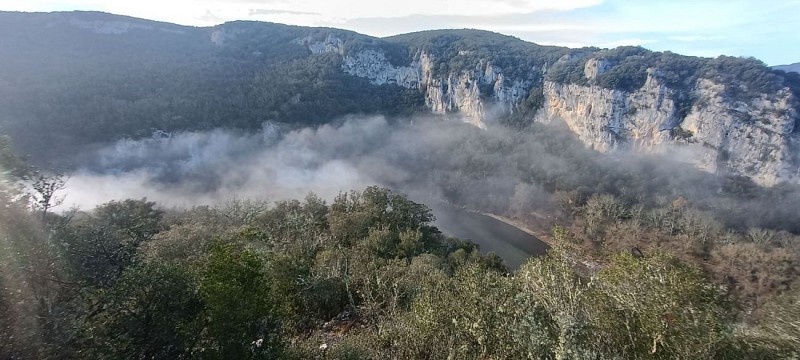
<box><xmin>0</xmin><ymin>11</ymin><xmax>423</xmax><ymax>164</ymax></box>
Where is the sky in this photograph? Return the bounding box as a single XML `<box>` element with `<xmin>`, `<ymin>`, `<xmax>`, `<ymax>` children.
<box><xmin>1</xmin><ymin>0</ymin><xmax>798</xmax><ymax>65</ymax></box>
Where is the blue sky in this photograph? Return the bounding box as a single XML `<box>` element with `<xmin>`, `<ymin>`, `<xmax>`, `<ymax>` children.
<box><xmin>2</xmin><ymin>0</ymin><xmax>798</xmax><ymax>65</ymax></box>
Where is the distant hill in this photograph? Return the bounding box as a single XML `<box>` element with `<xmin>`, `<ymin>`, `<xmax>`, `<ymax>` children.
<box><xmin>0</xmin><ymin>11</ymin><xmax>425</xmax><ymax>163</ymax></box>
<box><xmin>774</xmin><ymin>62</ymin><xmax>800</xmax><ymax>73</ymax></box>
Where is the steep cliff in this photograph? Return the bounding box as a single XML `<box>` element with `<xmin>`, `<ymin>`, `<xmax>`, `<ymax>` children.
<box><xmin>299</xmin><ymin>33</ymin><xmax>533</xmax><ymax>128</ymax></box>
<box><xmin>535</xmin><ymin>56</ymin><xmax>800</xmax><ymax>186</ymax></box>
<box><xmin>537</xmin><ymin>75</ymin><xmax>800</xmax><ymax>186</ymax></box>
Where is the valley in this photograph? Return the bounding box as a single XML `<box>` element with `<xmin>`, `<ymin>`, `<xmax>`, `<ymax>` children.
<box><xmin>1</xmin><ymin>10</ymin><xmax>799</xmax><ymax>359</ymax></box>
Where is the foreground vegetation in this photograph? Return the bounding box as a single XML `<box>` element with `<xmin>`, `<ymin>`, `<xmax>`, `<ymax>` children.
<box><xmin>3</xmin><ymin>115</ymin><xmax>800</xmax><ymax>358</ymax></box>
<box><xmin>1</xmin><ymin>180</ymin><xmax>798</xmax><ymax>358</ymax></box>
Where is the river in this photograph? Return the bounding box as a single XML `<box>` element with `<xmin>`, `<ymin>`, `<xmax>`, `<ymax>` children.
<box><xmin>429</xmin><ymin>203</ymin><xmax>549</xmax><ymax>269</ymax></box>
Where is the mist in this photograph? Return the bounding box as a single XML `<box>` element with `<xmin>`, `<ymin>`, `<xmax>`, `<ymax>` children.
<box><xmin>62</xmin><ymin>116</ymin><xmax>526</xmax><ymax>210</ymax></box>
<box><xmin>63</xmin><ymin>121</ymin><xmax>378</xmax><ymax>208</ymax></box>
<box><xmin>59</xmin><ymin>115</ymin><xmax>800</xmax><ymax>234</ymax></box>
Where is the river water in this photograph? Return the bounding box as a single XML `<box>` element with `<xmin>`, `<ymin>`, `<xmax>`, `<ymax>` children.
<box><xmin>429</xmin><ymin>204</ymin><xmax>549</xmax><ymax>269</ymax></box>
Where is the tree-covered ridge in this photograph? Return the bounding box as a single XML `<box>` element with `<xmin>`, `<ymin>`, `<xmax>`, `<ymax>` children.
<box><xmin>387</xmin><ymin>30</ymin><xmax>800</xmax><ymax>122</ymax></box>
<box><xmin>0</xmin><ymin>11</ymin><xmax>424</xmax><ymax>164</ymax></box>
<box><xmin>545</xmin><ymin>45</ymin><xmax>800</xmax><ymax>101</ymax></box>
<box><xmin>384</xmin><ymin>29</ymin><xmax>800</xmax><ymax>106</ymax></box>
<box><xmin>385</xmin><ymin>29</ymin><xmax>568</xmax><ymax>79</ymax></box>
<box><xmin>774</xmin><ymin>62</ymin><xmax>800</xmax><ymax>74</ymax></box>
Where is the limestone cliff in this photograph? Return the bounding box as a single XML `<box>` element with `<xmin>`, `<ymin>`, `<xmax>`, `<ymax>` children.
<box><xmin>536</xmin><ymin>70</ymin><xmax>676</xmax><ymax>153</ymax></box>
<box><xmin>298</xmin><ymin>35</ymin><xmax>530</xmax><ymax>128</ymax></box>
<box><xmin>537</xmin><ymin>66</ymin><xmax>800</xmax><ymax>186</ymax></box>
<box><xmin>342</xmin><ymin>49</ymin><xmax>530</xmax><ymax>128</ymax></box>
<box><xmin>295</xmin><ymin>34</ymin><xmax>800</xmax><ymax>185</ymax></box>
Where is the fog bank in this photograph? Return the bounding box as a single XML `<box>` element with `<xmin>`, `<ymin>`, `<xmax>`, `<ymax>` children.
<box><xmin>58</xmin><ymin>115</ymin><xmax>800</xmax><ymax>234</ymax></box>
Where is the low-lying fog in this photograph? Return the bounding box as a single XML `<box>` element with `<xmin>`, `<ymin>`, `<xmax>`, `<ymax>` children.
<box><xmin>62</xmin><ymin>116</ymin><xmax>540</xmax><ymax>210</ymax></box>
<box><xmin>57</xmin><ymin>115</ymin><xmax>800</xmax><ymax>235</ymax></box>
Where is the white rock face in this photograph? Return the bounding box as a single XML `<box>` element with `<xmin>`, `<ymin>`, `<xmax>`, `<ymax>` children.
<box><xmin>537</xmin><ymin>70</ymin><xmax>677</xmax><ymax>152</ymax></box>
<box><xmin>584</xmin><ymin>58</ymin><xmax>612</xmax><ymax>80</ymax></box>
<box><xmin>297</xmin><ymin>35</ymin><xmax>529</xmax><ymax>128</ymax></box>
<box><xmin>292</xmin><ymin>34</ymin><xmax>345</xmax><ymax>55</ymax></box>
<box><xmin>210</xmin><ymin>27</ymin><xmax>240</xmax><ymax>46</ymax></box>
<box><xmin>537</xmin><ymin>73</ymin><xmax>800</xmax><ymax>186</ymax></box>
<box><xmin>341</xmin><ymin>49</ymin><xmax>422</xmax><ymax>87</ymax></box>
<box><xmin>362</xmin><ymin>52</ymin><xmax>531</xmax><ymax>127</ymax></box>
<box><xmin>681</xmin><ymin>79</ymin><xmax>799</xmax><ymax>185</ymax></box>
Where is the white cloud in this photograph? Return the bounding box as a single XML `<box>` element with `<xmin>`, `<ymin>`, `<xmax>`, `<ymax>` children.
<box><xmin>481</xmin><ymin>23</ymin><xmax>592</xmax><ymax>33</ymax></box>
<box><xmin>668</xmin><ymin>35</ymin><xmax>727</xmax><ymax>42</ymax></box>
<box><xmin>202</xmin><ymin>0</ymin><xmax>604</xmax><ymax>24</ymax></box>
<box><xmin>534</xmin><ymin>40</ymin><xmax>590</xmax><ymax>49</ymax></box>
<box><xmin>0</xmin><ymin>0</ymin><xmax>604</xmax><ymax>26</ymax></box>
<box><xmin>600</xmin><ymin>38</ymin><xmax>657</xmax><ymax>48</ymax></box>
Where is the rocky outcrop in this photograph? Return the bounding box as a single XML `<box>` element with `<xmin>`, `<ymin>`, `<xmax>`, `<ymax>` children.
<box><xmin>211</xmin><ymin>27</ymin><xmax>241</xmax><ymax>46</ymax></box>
<box><xmin>298</xmin><ymin>35</ymin><xmax>530</xmax><ymax>128</ymax></box>
<box><xmin>342</xmin><ymin>49</ymin><xmax>530</xmax><ymax>128</ymax></box>
<box><xmin>292</xmin><ymin>34</ymin><xmax>345</xmax><ymax>55</ymax></box>
<box><xmin>341</xmin><ymin>49</ymin><xmax>423</xmax><ymax>88</ymax></box>
<box><xmin>537</xmin><ymin>70</ymin><xmax>677</xmax><ymax>152</ymax></box>
<box><xmin>583</xmin><ymin>58</ymin><xmax>612</xmax><ymax>80</ymax></box>
<box><xmin>537</xmin><ymin>72</ymin><xmax>800</xmax><ymax>186</ymax></box>
<box><xmin>681</xmin><ymin>80</ymin><xmax>799</xmax><ymax>185</ymax></box>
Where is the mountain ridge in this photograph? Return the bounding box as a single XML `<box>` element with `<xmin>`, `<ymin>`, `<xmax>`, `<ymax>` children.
<box><xmin>1</xmin><ymin>11</ymin><xmax>799</xmax><ymax>185</ymax></box>
<box><xmin>774</xmin><ymin>62</ymin><xmax>800</xmax><ymax>73</ymax></box>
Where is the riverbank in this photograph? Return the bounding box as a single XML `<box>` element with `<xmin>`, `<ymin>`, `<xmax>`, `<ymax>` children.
<box><xmin>479</xmin><ymin>212</ymin><xmax>554</xmax><ymax>245</ymax></box>
<box><xmin>485</xmin><ymin>212</ymin><xmax>608</xmax><ymax>274</ymax></box>
<box><xmin>429</xmin><ymin>204</ymin><xmax>549</xmax><ymax>269</ymax></box>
